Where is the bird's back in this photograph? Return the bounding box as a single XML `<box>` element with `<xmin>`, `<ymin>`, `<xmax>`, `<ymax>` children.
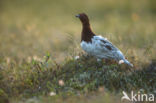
<box><xmin>81</xmin><ymin>35</ymin><xmax>125</xmax><ymax>60</ymax></box>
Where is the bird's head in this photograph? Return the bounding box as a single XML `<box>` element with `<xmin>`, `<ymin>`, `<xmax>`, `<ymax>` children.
<box><xmin>76</xmin><ymin>13</ymin><xmax>90</xmax><ymax>25</ymax></box>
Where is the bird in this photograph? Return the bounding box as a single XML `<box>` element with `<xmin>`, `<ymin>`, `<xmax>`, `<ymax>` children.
<box><xmin>76</xmin><ymin>13</ymin><xmax>133</xmax><ymax>67</ymax></box>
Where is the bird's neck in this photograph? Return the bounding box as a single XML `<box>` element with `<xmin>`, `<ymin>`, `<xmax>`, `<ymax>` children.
<box><xmin>81</xmin><ymin>24</ymin><xmax>95</xmax><ymax>42</ymax></box>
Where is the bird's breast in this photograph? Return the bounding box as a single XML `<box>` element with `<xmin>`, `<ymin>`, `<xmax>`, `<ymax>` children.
<box><xmin>80</xmin><ymin>41</ymin><xmax>95</xmax><ymax>55</ymax></box>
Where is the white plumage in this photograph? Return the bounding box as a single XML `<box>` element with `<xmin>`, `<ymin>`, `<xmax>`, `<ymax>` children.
<box><xmin>81</xmin><ymin>35</ymin><xmax>133</xmax><ymax>67</ymax></box>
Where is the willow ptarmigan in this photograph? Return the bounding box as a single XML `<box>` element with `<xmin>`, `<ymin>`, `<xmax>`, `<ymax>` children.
<box><xmin>76</xmin><ymin>13</ymin><xmax>133</xmax><ymax>67</ymax></box>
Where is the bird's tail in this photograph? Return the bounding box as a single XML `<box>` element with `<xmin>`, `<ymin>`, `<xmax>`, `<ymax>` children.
<box><xmin>123</xmin><ymin>59</ymin><xmax>133</xmax><ymax>67</ymax></box>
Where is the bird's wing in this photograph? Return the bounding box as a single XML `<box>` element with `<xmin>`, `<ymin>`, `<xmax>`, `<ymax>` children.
<box><xmin>92</xmin><ymin>36</ymin><xmax>124</xmax><ymax>60</ymax></box>
<box><xmin>92</xmin><ymin>36</ymin><xmax>118</xmax><ymax>51</ymax></box>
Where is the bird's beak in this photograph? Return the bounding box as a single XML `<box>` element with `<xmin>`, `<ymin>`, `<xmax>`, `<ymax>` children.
<box><xmin>75</xmin><ymin>14</ymin><xmax>80</xmax><ymax>18</ymax></box>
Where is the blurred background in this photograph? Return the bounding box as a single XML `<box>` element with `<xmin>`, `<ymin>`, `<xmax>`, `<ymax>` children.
<box><xmin>0</xmin><ymin>0</ymin><xmax>156</xmax><ymax>63</ymax></box>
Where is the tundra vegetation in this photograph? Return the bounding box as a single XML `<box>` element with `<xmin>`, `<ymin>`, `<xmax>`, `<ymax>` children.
<box><xmin>0</xmin><ymin>0</ymin><xmax>156</xmax><ymax>103</ymax></box>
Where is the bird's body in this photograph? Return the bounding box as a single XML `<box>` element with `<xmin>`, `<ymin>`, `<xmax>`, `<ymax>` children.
<box><xmin>76</xmin><ymin>13</ymin><xmax>133</xmax><ymax>67</ymax></box>
<box><xmin>81</xmin><ymin>35</ymin><xmax>120</xmax><ymax>60</ymax></box>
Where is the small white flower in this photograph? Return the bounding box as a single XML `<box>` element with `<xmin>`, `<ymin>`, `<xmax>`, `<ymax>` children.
<box><xmin>74</xmin><ymin>56</ymin><xmax>80</xmax><ymax>60</ymax></box>
<box><xmin>49</xmin><ymin>92</ymin><xmax>56</xmax><ymax>96</ymax></box>
<box><xmin>58</xmin><ymin>80</ymin><xmax>64</xmax><ymax>86</ymax></box>
<box><xmin>33</xmin><ymin>55</ymin><xmax>42</xmax><ymax>62</ymax></box>
<box><xmin>119</xmin><ymin>60</ymin><xmax>124</xmax><ymax>64</ymax></box>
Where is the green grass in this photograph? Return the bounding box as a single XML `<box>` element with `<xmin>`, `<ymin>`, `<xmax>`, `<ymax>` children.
<box><xmin>0</xmin><ymin>0</ymin><xmax>156</xmax><ymax>103</ymax></box>
<box><xmin>0</xmin><ymin>54</ymin><xmax>155</xmax><ymax>103</ymax></box>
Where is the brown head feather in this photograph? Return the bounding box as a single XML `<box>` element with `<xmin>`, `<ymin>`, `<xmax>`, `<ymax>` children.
<box><xmin>76</xmin><ymin>13</ymin><xmax>95</xmax><ymax>42</ymax></box>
